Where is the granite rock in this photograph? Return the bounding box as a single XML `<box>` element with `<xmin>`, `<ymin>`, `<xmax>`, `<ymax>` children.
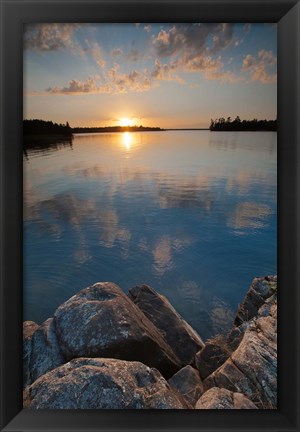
<box><xmin>27</xmin><ymin>318</ymin><xmax>65</xmax><ymax>386</ymax></box>
<box><xmin>204</xmin><ymin>293</ymin><xmax>277</xmax><ymax>408</ymax></box>
<box><xmin>23</xmin><ymin>321</ymin><xmax>39</xmax><ymax>388</ymax></box>
<box><xmin>234</xmin><ymin>275</ymin><xmax>277</xmax><ymax>326</ymax></box>
<box><xmin>54</xmin><ymin>282</ymin><xmax>181</xmax><ymax>378</ymax></box>
<box><xmin>24</xmin><ymin>358</ymin><xmax>189</xmax><ymax>409</ymax></box>
<box><xmin>128</xmin><ymin>284</ymin><xmax>204</xmax><ymax>365</ymax></box>
<box><xmin>194</xmin><ymin>338</ymin><xmax>230</xmax><ymax>380</ymax></box>
<box><xmin>195</xmin><ymin>387</ymin><xmax>257</xmax><ymax>409</ymax></box>
<box><xmin>168</xmin><ymin>365</ymin><xmax>204</xmax><ymax>407</ymax></box>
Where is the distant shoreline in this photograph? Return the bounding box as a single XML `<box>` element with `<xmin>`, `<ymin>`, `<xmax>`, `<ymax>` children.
<box><xmin>165</xmin><ymin>128</ymin><xmax>209</xmax><ymax>131</ymax></box>
<box><xmin>72</xmin><ymin>126</ymin><xmax>164</xmax><ymax>134</ymax></box>
<box><xmin>23</xmin><ymin>120</ymin><xmax>277</xmax><ymax>140</ymax></box>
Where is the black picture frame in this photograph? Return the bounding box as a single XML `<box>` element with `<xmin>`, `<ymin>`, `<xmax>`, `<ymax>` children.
<box><xmin>0</xmin><ymin>0</ymin><xmax>299</xmax><ymax>431</ymax></box>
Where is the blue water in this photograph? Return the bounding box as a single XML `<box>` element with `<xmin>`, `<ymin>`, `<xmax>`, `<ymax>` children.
<box><xmin>23</xmin><ymin>131</ymin><xmax>277</xmax><ymax>340</ymax></box>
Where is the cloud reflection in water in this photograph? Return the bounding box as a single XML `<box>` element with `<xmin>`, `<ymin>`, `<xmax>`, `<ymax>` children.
<box><xmin>23</xmin><ymin>131</ymin><xmax>277</xmax><ymax>337</ymax></box>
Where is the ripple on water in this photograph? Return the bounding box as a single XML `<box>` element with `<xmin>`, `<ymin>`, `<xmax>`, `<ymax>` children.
<box><xmin>23</xmin><ymin>131</ymin><xmax>277</xmax><ymax>338</ymax></box>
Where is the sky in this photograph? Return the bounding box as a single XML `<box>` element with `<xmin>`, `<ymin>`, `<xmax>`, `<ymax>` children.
<box><xmin>23</xmin><ymin>23</ymin><xmax>277</xmax><ymax>128</ymax></box>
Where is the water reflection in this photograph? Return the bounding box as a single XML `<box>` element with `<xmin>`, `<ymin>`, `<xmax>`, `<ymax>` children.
<box><xmin>122</xmin><ymin>132</ymin><xmax>132</xmax><ymax>151</ymax></box>
<box><xmin>226</xmin><ymin>172</ymin><xmax>267</xmax><ymax>195</ymax></box>
<box><xmin>24</xmin><ymin>136</ymin><xmax>73</xmax><ymax>159</ymax></box>
<box><xmin>158</xmin><ymin>185</ymin><xmax>213</xmax><ymax>210</ymax></box>
<box><xmin>227</xmin><ymin>201</ymin><xmax>273</xmax><ymax>232</ymax></box>
<box><xmin>152</xmin><ymin>236</ymin><xmax>173</xmax><ymax>276</ymax></box>
<box><xmin>176</xmin><ymin>281</ymin><xmax>235</xmax><ymax>339</ymax></box>
<box><xmin>24</xmin><ymin>131</ymin><xmax>277</xmax><ymax>339</ymax></box>
<box><xmin>209</xmin><ymin>131</ymin><xmax>276</xmax><ymax>155</ymax></box>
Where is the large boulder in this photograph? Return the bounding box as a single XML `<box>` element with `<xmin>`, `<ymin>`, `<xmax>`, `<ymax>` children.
<box><xmin>195</xmin><ymin>387</ymin><xmax>257</xmax><ymax>409</ymax></box>
<box><xmin>204</xmin><ymin>294</ymin><xmax>277</xmax><ymax>409</ymax></box>
<box><xmin>168</xmin><ymin>365</ymin><xmax>204</xmax><ymax>407</ymax></box>
<box><xmin>128</xmin><ymin>284</ymin><xmax>204</xmax><ymax>365</ymax></box>
<box><xmin>53</xmin><ymin>282</ymin><xmax>181</xmax><ymax>378</ymax></box>
<box><xmin>23</xmin><ymin>358</ymin><xmax>189</xmax><ymax>409</ymax></box>
<box><xmin>24</xmin><ymin>318</ymin><xmax>65</xmax><ymax>388</ymax></box>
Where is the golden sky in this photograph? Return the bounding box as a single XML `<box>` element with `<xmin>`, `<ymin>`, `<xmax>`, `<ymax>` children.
<box><xmin>24</xmin><ymin>23</ymin><xmax>277</xmax><ymax>128</ymax></box>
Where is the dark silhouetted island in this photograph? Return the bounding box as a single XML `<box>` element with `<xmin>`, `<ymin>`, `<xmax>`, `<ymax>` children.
<box><xmin>23</xmin><ymin>119</ymin><xmax>73</xmax><ymax>152</ymax></box>
<box><xmin>24</xmin><ymin>119</ymin><xmax>73</xmax><ymax>137</ymax></box>
<box><xmin>210</xmin><ymin>116</ymin><xmax>277</xmax><ymax>132</ymax></box>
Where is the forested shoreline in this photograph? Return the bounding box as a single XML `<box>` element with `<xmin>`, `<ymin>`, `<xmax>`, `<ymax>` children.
<box><xmin>210</xmin><ymin>117</ymin><xmax>277</xmax><ymax>131</ymax></box>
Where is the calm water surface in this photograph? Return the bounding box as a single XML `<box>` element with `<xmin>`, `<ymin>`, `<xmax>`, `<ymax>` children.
<box><xmin>24</xmin><ymin>131</ymin><xmax>277</xmax><ymax>339</ymax></box>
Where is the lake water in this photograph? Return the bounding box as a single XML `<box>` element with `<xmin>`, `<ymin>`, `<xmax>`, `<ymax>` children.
<box><xmin>23</xmin><ymin>130</ymin><xmax>277</xmax><ymax>340</ymax></box>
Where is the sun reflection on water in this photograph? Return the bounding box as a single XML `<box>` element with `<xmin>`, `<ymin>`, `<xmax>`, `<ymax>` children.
<box><xmin>122</xmin><ymin>132</ymin><xmax>132</xmax><ymax>150</ymax></box>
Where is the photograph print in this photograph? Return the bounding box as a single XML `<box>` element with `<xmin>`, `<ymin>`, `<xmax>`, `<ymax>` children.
<box><xmin>23</xmin><ymin>22</ymin><xmax>277</xmax><ymax>409</ymax></box>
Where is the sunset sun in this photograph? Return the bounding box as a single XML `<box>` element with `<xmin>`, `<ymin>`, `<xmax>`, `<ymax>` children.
<box><xmin>120</xmin><ymin>117</ymin><xmax>133</xmax><ymax>127</ymax></box>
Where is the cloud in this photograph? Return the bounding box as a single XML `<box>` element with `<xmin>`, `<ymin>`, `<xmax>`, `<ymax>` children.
<box><xmin>29</xmin><ymin>23</ymin><xmax>248</xmax><ymax>98</ymax></box>
<box><xmin>182</xmin><ymin>54</ymin><xmax>222</xmax><ymax>72</ymax></box>
<box><xmin>107</xmin><ymin>64</ymin><xmax>152</xmax><ymax>92</ymax></box>
<box><xmin>111</xmin><ymin>47</ymin><xmax>123</xmax><ymax>56</ymax></box>
<box><xmin>24</xmin><ymin>23</ymin><xmax>106</xmax><ymax>70</ymax></box>
<box><xmin>46</xmin><ymin>65</ymin><xmax>152</xmax><ymax>95</ymax></box>
<box><xmin>47</xmin><ymin>78</ymin><xmax>101</xmax><ymax>94</ymax></box>
<box><xmin>151</xmin><ymin>59</ymin><xmax>184</xmax><ymax>83</ymax></box>
<box><xmin>149</xmin><ymin>23</ymin><xmax>239</xmax><ymax>83</ymax></box>
<box><xmin>24</xmin><ymin>24</ymin><xmax>78</xmax><ymax>52</ymax></box>
<box><xmin>45</xmin><ymin>50</ymin><xmax>239</xmax><ymax>96</ymax></box>
<box><xmin>39</xmin><ymin>23</ymin><xmax>260</xmax><ymax>96</ymax></box>
<box><xmin>210</xmin><ymin>23</ymin><xmax>235</xmax><ymax>54</ymax></box>
<box><xmin>242</xmin><ymin>49</ymin><xmax>277</xmax><ymax>83</ymax></box>
<box><xmin>83</xmin><ymin>41</ymin><xmax>106</xmax><ymax>68</ymax></box>
<box><xmin>152</xmin><ymin>23</ymin><xmax>235</xmax><ymax>58</ymax></box>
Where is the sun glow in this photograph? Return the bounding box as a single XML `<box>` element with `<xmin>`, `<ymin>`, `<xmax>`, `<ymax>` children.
<box><xmin>120</xmin><ymin>118</ymin><xmax>133</xmax><ymax>127</ymax></box>
<box><xmin>122</xmin><ymin>132</ymin><xmax>132</xmax><ymax>150</ymax></box>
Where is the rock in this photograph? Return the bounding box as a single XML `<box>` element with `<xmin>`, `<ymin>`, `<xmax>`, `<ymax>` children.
<box><xmin>204</xmin><ymin>296</ymin><xmax>277</xmax><ymax>408</ymax></box>
<box><xmin>23</xmin><ymin>358</ymin><xmax>190</xmax><ymax>409</ymax></box>
<box><xmin>195</xmin><ymin>387</ymin><xmax>257</xmax><ymax>409</ymax></box>
<box><xmin>23</xmin><ymin>321</ymin><xmax>39</xmax><ymax>339</ymax></box>
<box><xmin>27</xmin><ymin>318</ymin><xmax>65</xmax><ymax>386</ymax></box>
<box><xmin>23</xmin><ymin>321</ymin><xmax>39</xmax><ymax>388</ymax></box>
<box><xmin>194</xmin><ymin>337</ymin><xmax>231</xmax><ymax>380</ymax></box>
<box><xmin>234</xmin><ymin>275</ymin><xmax>277</xmax><ymax>326</ymax></box>
<box><xmin>54</xmin><ymin>282</ymin><xmax>181</xmax><ymax>378</ymax></box>
<box><xmin>168</xmin><ymin>365</ymin><xmax>204</xmax><ymax>407</ymax></box>
<box><xmin>128</xmin><ymin>284</ymin><xmax>204</xmax><ymax>365</ymax></box>
<box><xmin>226</xmin><ymin>322</ymin><xmax>250</xmax><ymax>351</ymax></box>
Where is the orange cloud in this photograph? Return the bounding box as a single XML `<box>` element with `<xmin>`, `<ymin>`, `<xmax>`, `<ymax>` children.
<box><xmin>242</xmin><ymin>50</ymin><xmax>277</xmax><ymax>83</ymax></box>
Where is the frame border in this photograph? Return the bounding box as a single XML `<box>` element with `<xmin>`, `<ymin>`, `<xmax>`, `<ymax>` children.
<box><xmin>1</xmin><ymin>1</ymin><xmax>299</xmax><ymax>431</ymax></box>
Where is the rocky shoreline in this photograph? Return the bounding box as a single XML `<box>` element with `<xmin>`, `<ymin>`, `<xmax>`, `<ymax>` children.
<box><xmin>23</xmin><ymin>275</ymin><xmax>277</xmax><ymax>409</ymax></box>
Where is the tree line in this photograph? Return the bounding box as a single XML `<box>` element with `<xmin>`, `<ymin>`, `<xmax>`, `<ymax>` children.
<box><xmin>72</xmin><ymin>125</ymin><xmax>164</xmax><ymax>133</ymax></box>
<box><xmin>210</xmin><ymin>116</ymin><xmax>277</xmax><ymax>131</ymax></box>
<box><xmin>23</xmin><ymin>120</ymin><xmax>164</xmax><ymax>136</ymax></box>
<box><xmin>23</xmin><ymin>119</ymin><xmax>73</xmax><ymax>136</ymax></box>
